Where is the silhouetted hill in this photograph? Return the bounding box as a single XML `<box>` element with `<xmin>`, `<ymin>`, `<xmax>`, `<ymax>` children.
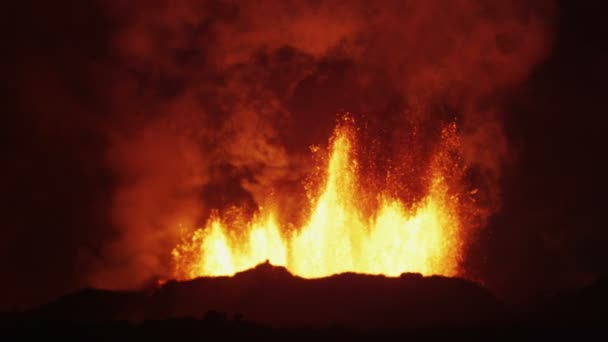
<box><xmin>2</xmin><ymin>267</ymin><xmax>607</xmax><ymax>338</ymax></box>
<box><xmin>538</xmin><ymin>274</ymin><xmax>608</xmax><ymax>327</ymax></box>
<box><xmin>27</xmin><ymin>262</ymin><xmax>505</xmax><ymax>329</ymax></box>
<box><xmin>31</xmin><ymin>288</ymin><xmax>147</xmax><ymax>321</ymax></box>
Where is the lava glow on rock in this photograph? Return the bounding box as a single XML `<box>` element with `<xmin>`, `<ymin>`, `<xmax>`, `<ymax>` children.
<box><xmin>172</xmin><ymin>116</ymin><xmax>468</xmax><ymax>279</ymax></box>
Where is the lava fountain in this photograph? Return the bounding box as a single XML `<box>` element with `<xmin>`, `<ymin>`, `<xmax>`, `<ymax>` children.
<box><xmin>172</xmin><ymin>116</ymin><xmax>470</xmax><ymax>279</ymax></box>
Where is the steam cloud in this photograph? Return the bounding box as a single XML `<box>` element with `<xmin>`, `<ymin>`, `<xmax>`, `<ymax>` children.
<box><xmin>90</xmin><ymin>0</ymin><xmax>555</xmax><ymax>288</ymax></box>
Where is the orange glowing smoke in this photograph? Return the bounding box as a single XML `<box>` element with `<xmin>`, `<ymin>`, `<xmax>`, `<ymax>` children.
<box><xmin>172</xmin><ymin>117</ymin><xmax>465</xmax><ymax>279</ymax></box>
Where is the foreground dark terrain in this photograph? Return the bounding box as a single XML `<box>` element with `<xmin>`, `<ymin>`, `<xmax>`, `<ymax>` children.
<box><xmin>1</xmin><ymin>263</ymin><xmax>606</xmax><ymax>338</ymax></box>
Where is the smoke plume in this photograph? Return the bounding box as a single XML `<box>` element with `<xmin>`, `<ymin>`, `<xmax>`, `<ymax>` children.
<box><xmin>89</xmin><ymin>0</ymin><xmax>556</xmax><ymax>288</ymax></box>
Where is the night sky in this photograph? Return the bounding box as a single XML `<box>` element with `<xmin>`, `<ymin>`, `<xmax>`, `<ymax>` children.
<box><xmin>2</xmin><ymin>0</ymin><xmax>607</xmax><ymax>310</ymax></box>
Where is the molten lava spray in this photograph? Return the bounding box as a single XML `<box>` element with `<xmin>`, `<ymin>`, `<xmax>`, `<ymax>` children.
<box><xmin>173</xmin><ymin>116</ymin><xmax>465</xmax><ymax>278</ymax></box>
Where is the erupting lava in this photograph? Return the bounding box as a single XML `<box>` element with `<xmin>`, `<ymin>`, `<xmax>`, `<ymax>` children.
<box><xmin>172</xmin><ymin>116</ymin><xmax>467</xmax><ymax>279</ymax></box>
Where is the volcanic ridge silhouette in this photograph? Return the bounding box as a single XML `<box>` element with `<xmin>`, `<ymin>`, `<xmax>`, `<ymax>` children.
<box><xmin>3</xmin><ymin>262</ymin><xmax>606</xmax><ymax>337</ymax></box>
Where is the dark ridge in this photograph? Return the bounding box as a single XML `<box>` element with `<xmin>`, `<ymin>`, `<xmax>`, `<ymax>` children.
<box><xmin>537</xmin><ymin>274</ymin><xmax>608</xmax><ymax>326</ymax></box>
<box><xmin>2</xmin><ymin>267</ymin><xmax>606</xmax><ymax>337</ymax></box>
<box><xmin>26</xmin><ymin>262</ymin><xmax>505</xmax><ymax>329</ymax></box>
<box><xmin>30</xmin><ymin>287</ymin><xmax>146</xmax><ymax>321</ymax></box>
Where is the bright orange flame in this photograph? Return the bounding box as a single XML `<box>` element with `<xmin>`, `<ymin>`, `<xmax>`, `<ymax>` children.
<box><xmin>172</xmin><ymin>117</ymin><xmax>465</xmax><ymax>279</ymax></box>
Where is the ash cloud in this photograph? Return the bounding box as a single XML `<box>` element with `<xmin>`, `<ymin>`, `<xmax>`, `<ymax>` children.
<box><xmin>84</xmin><ymin>0</ymin><xmax>556</xmax><ymax>289</ymax></box>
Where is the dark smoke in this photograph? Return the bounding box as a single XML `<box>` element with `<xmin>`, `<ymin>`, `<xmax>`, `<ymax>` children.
<box><xmin>10</xmin><ymin>0</ymin><xmax>608</xmax><ymax>310</ymax></box>
<box><xmin>90</xmin><ymin>0</ymin><xmax>555</xmax><ymax>289</ymax></box>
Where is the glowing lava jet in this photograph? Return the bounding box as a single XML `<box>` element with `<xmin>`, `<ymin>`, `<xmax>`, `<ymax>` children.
<box><xmin>172</xmin><ymin>116</ymin><xmax>467</xmax><ymax>279</ymax></box>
